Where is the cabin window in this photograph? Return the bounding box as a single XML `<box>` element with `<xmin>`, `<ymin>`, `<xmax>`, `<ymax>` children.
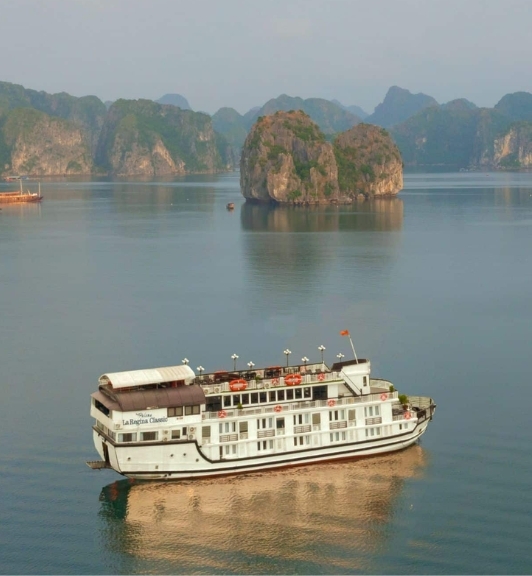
<box><xmin>239</xmin><ymin>421</ymin><xmax>248</xmax><ymax>433</ymax></box>
<box><xmin>118</xmin><ymin>433</ymin><xmax>137</xmax><ymax>442</ymax></box>
<box><xmin>293</xmin><ymin>435</ymin><xmax>310</xmax><ymax>446</ymax></box>
<box><xmin>303</xmin><ymin>387</ymin><xmax>311</xmax><ymax>398</ymax></box>
<box><xmin>94</xmin><ymin>399</ymin><xmax>110</xmax><ymax>417</ymax></box>
<box><xmin>286</xmin><ymin>389</ymin><xmax>294</xmax><ymax>400</ymax></box>
<box><xmin>206</xmin><ymin>397</ymin><xmax>222</xmax><ymax>412</ymax></box>
<box><xmin>313</xmin><ymin>385</ymin><xmax>327</xmax><ymax>400</ymax></box>
<box><xmin>185</xmin><ymin>405</ymin><xmax>200</xmax><ymax>415</ymax></box>
<box><xmin>140</xmin><ymin>431</ymin><xmax>158</xmax><ymax>441</ymax></box>
<box><xmin>172</xmin><ymin>430</ymin><xmax>181</xmax><ymax>439</ymax></box>
<box><xmin>257</xmin><ymin>418</ymin><xmax>274</xmax><ymax>429</ymax></box>
<box><xmin>259</xmin><ymin>392</ymin><xmax>267</xmax><ymax>403</ymax></box>
<box><xmin>312</xmin><ymin>413</ymin><xmax>321</xmax><ymax>425</ymax></box>
<box><xmin>364</xmin><ymin>406</ymin><xmax>373</xmax><ymax>418</ymax></box>
<box><xmin>219</xmin><ymin>421</ymin><xmax>236</xmax><ymax>433</ymax></box>
<box><xmin>293</xmin><ymin>413</ymin><xmax>309</xmax><ymax>425</ymax></box>
<box><xmin>276</xmin><ymin>418</ymin><xmax>285</xmax><ymax>429</ymax></box>
<box><xmin>365</xmin><ymin>427</ymin><xmax>380</xmax><ymax>437</ymax></box>
<box><xmin>250</xmin><ymin>393</ymin><xmax>259</xmax><ymax>404</ymax></box>
<box><xmin>277</xmin><ymin>390</ymin><xmax>285</xmax><ymax>401</ymax></box>
<box><xmin>363</xmin><ymin>376</ymin><xmax>368</xmax><ymax>386</ymax></box>
<box><xmin>224</xmin><ymin>396</ymin><xmax>231</xmax><ymax>407</ymax></box>
<box><xmin>295</xmin><ymin>388</ymin><xmax>302</xmax><ymax>399</ymax></box>
<box><xmin>168</xmin><ymin>407</ymin><xmax>183</xmax><ymax>417</ymax></box>
<box><xmin>241</xmin><ymin>393</ymin><xmax>249</xmax><ymax>404</ymax></box>
<box><xmin>330</xmin><ymin>431</ymin><xmax>346</xmax><ymax>443</ymax></box>
<box><xmin>233</xmin><ymin>394</ymin><xmax>241</xmax><ymax>406</ymax></box>
<box><xmin>269</xmin><ymin>391</ymin><xmax>276</xmax><ymax>402</ymax></box>
<box><xmin>202</xmin><ymin>426</ymin><xmax>210</xmax><ymax>438</ymax></box>
<box><xmin>257</xmin><ymin>440</ymin><xmax>273</xmax><ymax>451</ymax></box>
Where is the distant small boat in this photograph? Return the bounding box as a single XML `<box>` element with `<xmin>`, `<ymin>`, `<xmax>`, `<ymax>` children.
<box><xmin>0</xmin><ymin>181</ymin><xmax>43</xmax><ymax>204</ymax></box>
<box><xmin>4</xmin><ymin>175</ymin><xmax>28</xmax><ymax>181</ymax></box>
<box><xmin>226</xmin><ymin>202</ymin><xmax>235</xmax><ymax>210</ymax></box>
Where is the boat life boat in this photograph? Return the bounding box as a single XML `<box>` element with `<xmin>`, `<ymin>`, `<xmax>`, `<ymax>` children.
<box><xmin>87</xmin><ymin>334</ymin><xmax>436</xmax><ymax>480</ymax></box>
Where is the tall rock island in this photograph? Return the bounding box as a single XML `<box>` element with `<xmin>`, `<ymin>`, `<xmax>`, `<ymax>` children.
<box><xmin>334</xmin><ymin>124</ymin><xmax>403</xmax><ymax>198</ymax></box>
<box><xmin>240</xmin><ymin>111</ymin><xmax>402</xmax><ymax>203</ymax></box>
<box><xmin>240</xmin><ymin>111</ymin><xmax>339</xmax><ymax>203</ymax></box>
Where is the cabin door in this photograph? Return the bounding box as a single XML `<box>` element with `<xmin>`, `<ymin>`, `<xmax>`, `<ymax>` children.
<box><xmin>102</xmin><ymin>442</ymin><xmax>110</xmax><ymax>465</ymax></box>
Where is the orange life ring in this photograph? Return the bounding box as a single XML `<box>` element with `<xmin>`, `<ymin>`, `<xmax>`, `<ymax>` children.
<box><xmin>229</xmin><ymin>379</ymin><xmax>247</xmax><ymax>392</ymax></box>
<box><xmin>274</xmin><ymin>405</ymin><xmax>282</xmax><ymax>413</ymax></box>
<box><xmin>284</xmin><ymin>373</ymin><xmax>302</xmax><ymax>386</ymax></box>
<box><xmin>218</xmin><ymin>410</ymin><xmax>227</xmax><ymax>418</ymax></box>
<box><xmin>327</xmin><ymin>399</ymin><xmax>336</xmax><ymax>407</ymax></box>
<box><xmin>272</xmin><ymin>378</ymin><xmax>280</xmax><ymax>385</ymax></box>
<box><xmin>380</xmin><ymin>393</ymin><xmax>388</xmax><ymax>401</ymax></box>
<box><xmin>404</xmin><ymin>411</ymin><xmax>411</xmax><ymax>420</ymax></box>
<box><xmin>317</xmin><ymin>373</ymin><xmax>325</xmax><ymax>382</ymax></box>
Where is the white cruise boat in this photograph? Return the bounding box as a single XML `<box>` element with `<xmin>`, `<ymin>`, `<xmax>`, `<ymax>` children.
<box><xmin>88</xmin><ymin>343</ymin><xmax>436</xmax><ymax>480</ymax></box>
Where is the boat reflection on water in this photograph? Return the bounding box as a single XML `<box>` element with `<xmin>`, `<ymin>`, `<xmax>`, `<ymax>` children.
<box><xmin>98</xmin><ymin>445</ymin><xmax>428</xmax><ymax>574</ymax></box>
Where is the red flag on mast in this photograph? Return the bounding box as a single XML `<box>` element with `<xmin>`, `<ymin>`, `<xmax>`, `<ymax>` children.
<box><xmin>340</xmin><ymin>330</ymin><xmax>350</xmax><ymax>336</ymax></box>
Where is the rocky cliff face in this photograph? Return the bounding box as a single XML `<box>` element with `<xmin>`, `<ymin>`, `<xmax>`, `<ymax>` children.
<box><xmin>240</xmin><ymin>111</ymin><xmax>339</xmax><ymax>203</ymax></box>
<box><xmin>240</xmin><ymin>112</ymin><xmax>403</xmax><ymax>203</ymax></box>
<box><xmin>0</xmin><ymin>81</ymin><xmax>107</xmax><ymax>156</ymax></box>
<box><xmin>96</xmin><ymin>99</ymin><xmax>231</xmax><ymax>176</ymax></box>
<box><xmin>2</xmin><ymin>108</ymin><xmax>92</xmax><ymax>175</ymax></box>
<box><xmin>334</xmin><ymin>124</ymin><xmax>403</xmax><ymax>198</ymax></box>
<box><xmin>492</xmin><ymin>124</ymin><xmax>532</xmax><ymax>168</ymax></box>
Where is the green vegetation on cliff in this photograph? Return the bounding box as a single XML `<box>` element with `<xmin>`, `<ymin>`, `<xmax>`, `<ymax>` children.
<box><xmin>494</xmin><ymin>92</ymin><xmax>532</xmax><ymax>122</ymax></box>
<box><xmin>241</xmin><ymin>112</ymin><xmax>403</xmax><ymax>203</ymax></box>
<box><xmin>0</xmin><ymin>107</ymin><xmax>92</xmax><ymax>175</ymax></box>
<box><xmin>249</xmin><ymin>94</ymin><xmax>361</xmax><ymax>135</ymax></box>
<box><xmin>391</xmin><ymin>105</ymin><xmax>512</xmax><ymax>168</ymax></box>
<box><xmin>366</xmin><ymin>86</ymin><xmax>439</xmax><ymax>128</ymax></box>
<box><xmin>212</xmin><ymin>107</ymin><xmax>248</xmax><ymax>151</ymax></box>
<box><xmin>0</xmin><ymin>80</ymin><xmax>106</xmax><ymax>153</ymax></box>
<box><xmin>240</xmin><ymin>111</ymin><xmax>339</xmax><ymax>203</ymax></box>
<box><xmin>334</xmin><ymin>124</ymin><xmax>402</xmax><ymax>197</ymax></box>
<box><xmin>96</xmin><ymin>99</ymin><xmax>230</xmax><ymax>175</ymax></box>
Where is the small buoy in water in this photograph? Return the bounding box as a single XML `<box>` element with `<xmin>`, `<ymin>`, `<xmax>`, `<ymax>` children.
<box><xmin>226</xmin><ymin>202</ymin><xmax>235</xmax><ymax>210</ymax></box>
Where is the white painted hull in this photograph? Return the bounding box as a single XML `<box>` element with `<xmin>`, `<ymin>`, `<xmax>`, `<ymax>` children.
<box><xmin>93</xmin><ymin>419</ymin><xmax>431</xmax><ymax>480</ymax></box>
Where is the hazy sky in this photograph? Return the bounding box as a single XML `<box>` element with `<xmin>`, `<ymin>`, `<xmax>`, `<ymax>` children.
<box><xmin>1</xmin><ymin>0</ymin><xmax>531</xmax><ymax>115</ymax></box>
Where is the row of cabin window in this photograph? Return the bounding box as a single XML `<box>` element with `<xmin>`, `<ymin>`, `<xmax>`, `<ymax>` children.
<box><xmin>223</xmin><ymin>387</ymin><xmax>313</xmax><ymax>407</ymax></box>
<box><xmin>168</xmin><ymin>405</ymin><xmax>201</xmax><ymax>417</ymax></box>
<box><xmin>219</xmin><ymin>410</ymin><xmax>354</xmax><ymax>434</ymax></box>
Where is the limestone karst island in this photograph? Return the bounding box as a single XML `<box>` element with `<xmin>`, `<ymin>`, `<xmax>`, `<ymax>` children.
<box><xmin>240</xmin><ymin>111</ymin><xmax>402</xmax><ymax>203</ymax></box>
<box><xmin>3</xmin><ymin>79</ymin><xmax>532</xmax><ymax>203</ymax></box>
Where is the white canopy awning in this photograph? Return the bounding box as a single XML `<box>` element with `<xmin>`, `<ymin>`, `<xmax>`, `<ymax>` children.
<box><xmin>99</xmin><ymin>365</ymin><xmax>196</xmax><ymax>389</ymax></box>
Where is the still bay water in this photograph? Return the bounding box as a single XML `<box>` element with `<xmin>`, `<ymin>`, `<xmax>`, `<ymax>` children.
<box><xmin>1</xmin><ymin>172</ymin><xmax>531</xmax><ymax>574</ymax></box>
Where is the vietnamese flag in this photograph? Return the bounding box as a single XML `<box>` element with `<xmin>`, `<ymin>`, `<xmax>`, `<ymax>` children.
<box><xmin>340</xmin><ymin>330</ymin><xmax>350</xmax><ymax>336</ymax></box>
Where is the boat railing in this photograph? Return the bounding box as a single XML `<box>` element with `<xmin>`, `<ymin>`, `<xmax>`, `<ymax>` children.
<box><xmin>365</xmin><ymin>416</ymin><xmax>382</xmax><ymax>425</ymax></box>
<box><xmin>200</xmin><ymin>371</ymin><xmax>342</xmax><ymax>394</ymax></box>
<box><xmin>202</xmin><ymin>391</ymin><xmax>398</xmax><ymax>420</ymax></box>
<box><xmin>409</xmin><ymin>396</ymin><xmax>434</xmax><ymax>410</ymax></box>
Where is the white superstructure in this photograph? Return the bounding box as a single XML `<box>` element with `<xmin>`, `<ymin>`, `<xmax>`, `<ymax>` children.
<box><xmin>88</xmin><ymin>355</ymin><xmax>436</xmax><ymax>480</ymax></box>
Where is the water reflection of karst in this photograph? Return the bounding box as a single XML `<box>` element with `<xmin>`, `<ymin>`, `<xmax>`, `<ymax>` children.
<box><xmin>99</xmin><ymin>446</ymin><xmax>427</xmax><ymax>573</ymax></box>
<box><xmin>240</xmin><ymin>200</ymin><xmax>404</xmax><ymax>309</ymax></box>
<box><xmin>240</xmin><ymin>199</ymin><xmax>403</xmax><ymax>233</ymax></box>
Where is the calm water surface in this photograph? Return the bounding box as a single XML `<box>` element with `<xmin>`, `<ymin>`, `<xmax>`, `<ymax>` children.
<box><xmin>1</xmin><ymin>172</ymin><xmax>531</xmax><ymax>574</ymax></box>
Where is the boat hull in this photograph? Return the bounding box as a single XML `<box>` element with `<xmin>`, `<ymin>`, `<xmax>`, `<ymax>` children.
<box><xmin>0</xmin><ymin>194</ymin><xmax>43</xmax><ymax>203</ymax></box>
<box><xmin>93</xmin><ymin>418</ymin><xmax>432</xmax><ymax>481</ymax></box>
